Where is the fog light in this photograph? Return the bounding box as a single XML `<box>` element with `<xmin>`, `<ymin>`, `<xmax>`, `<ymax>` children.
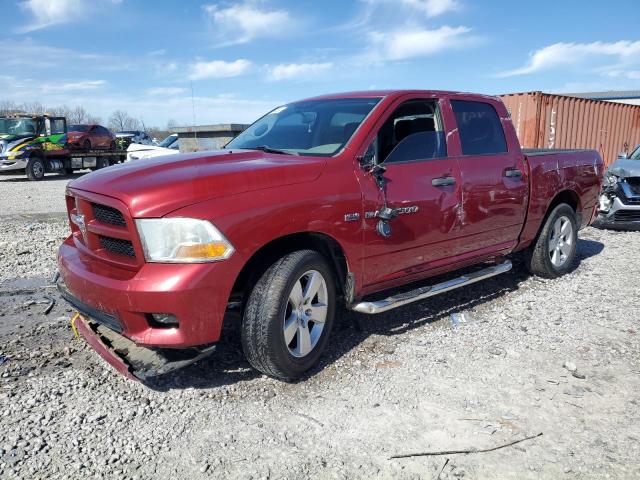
<box><xmin>149</xmin><ymin>313</ymin><xmax>179</xmax><ymax>327</ymax></box>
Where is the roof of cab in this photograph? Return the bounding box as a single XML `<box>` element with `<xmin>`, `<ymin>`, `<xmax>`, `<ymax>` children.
<box><xmin>298</xmin><ymin>90</ymin><xmax>500</xmax><ymax>102</ymax></box>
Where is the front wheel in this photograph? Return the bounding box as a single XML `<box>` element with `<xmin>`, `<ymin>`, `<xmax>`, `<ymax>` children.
<box><xmin>26</xmin><ymin>156</ymin><xmax>46</xmax><ymax>181</ymax></box>
<box><xmin>524</xmin><ymin>203</ymin><xmax>578</xmax><ymax>279</ymax></box>
<box><xmin>241</xmin><ymin>250</ymin><xmax>336</xmax><ymax>380</ymax></box>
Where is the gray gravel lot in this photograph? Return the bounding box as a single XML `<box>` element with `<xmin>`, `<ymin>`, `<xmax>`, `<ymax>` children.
<box><xmin>1</xmin><ymin>174</ymin><xmax>639</xmax><ymax>479</ymax></box>
<box><xmin>0</xmin><ymin>172</ymin><xmax>83</xmax><ymax>214</ymax></box>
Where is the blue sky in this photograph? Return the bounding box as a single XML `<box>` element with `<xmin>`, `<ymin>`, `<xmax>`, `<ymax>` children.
<box><xmin>2</xmin><ymin>0</ymin><xmax>639</xmax><ymax>127</ymax></box>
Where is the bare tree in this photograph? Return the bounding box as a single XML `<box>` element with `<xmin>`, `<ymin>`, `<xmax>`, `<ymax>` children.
<box><xmin>21</xmin><ymin>101</ymin><xmax>45</xmax><ymax>115</ymax></box>
<box><xmin>0</xmin><ymin>101</ymin><xmax>19</xmax><ymax>116</ymax></box>
<box><xmin>48</xmin><ymin>105</ymin><xmax>72</xmax><ymax>119</ymax></box>
<box><xmin>68</xmin><ymin>106</ymin><xmax>89</xmax><ymax>124</ymax></box>
<box><xmin>108</xmin><ymin>110</ymin><xmax>141</xmax><ymax>132</ymax></box>
<box><xmin>166</xmin><ymin>119</ymin><xmax>179</xmax><ymax>131</ymax></box>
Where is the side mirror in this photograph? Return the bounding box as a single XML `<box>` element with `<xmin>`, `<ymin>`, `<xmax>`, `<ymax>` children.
<box><xmin>618</xmin><ymin>152</ymin><xmax>628</xmax><ymax>159</ymax></box>
<box><xmin>357</xmin><ymin>144</ymin><xmax>377</xmax><ymax>171</ymax></box>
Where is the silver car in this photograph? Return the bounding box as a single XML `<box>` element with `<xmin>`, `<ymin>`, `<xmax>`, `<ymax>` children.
<box><xmin>595</xmin><ymin>145</ymin><xmax>640</xmax><ymax>230</ymax></box>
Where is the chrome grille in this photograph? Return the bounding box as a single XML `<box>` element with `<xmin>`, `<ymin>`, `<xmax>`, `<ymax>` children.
<box><xmin>613</xmin><ymin>210</ymin><xmax>640</xmax><ymax>222</ymax></box>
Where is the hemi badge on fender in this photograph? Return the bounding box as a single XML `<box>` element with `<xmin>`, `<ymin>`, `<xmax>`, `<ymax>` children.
<box><xmin>344</xmin><ymin>213</ymin><xmax>360</xmax><ymax>222</ymax></box>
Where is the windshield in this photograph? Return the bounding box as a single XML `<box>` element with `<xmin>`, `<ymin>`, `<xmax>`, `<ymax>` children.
<box><xmin>0</xmin><ymin>118</ymin><xmax>39</xmax><ymax>136</ymax></box>
<box><xmin>69</xmin><ymin>124</ymin><xmax>89</xmax><ymax>132</ymax></box>
<box><xmin>158</xmin><ymin>134</ymin><xmax>178</xmax><ymax>148</ymax></box>
<box><xmin>226</xmin><ymin>98</ymin><xmax>381</xmax><ymax>156</ymax></box>
<box><xmin>629</xmin><ymin>145</ymin><xmax>640</xmax><ymax>160</ymax></box>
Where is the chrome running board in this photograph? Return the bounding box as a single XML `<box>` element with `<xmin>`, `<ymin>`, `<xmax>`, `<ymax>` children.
<box><xmin>351</xmin><ymin>260</ymin><xmax>512</xmax><ymax>314</ymax></box>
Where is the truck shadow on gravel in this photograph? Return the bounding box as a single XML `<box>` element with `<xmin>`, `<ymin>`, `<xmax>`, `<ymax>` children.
<box><xmin>147</xmin><ymin>238</ymin><xmax>604</xmax><ymax>392</ymax></box>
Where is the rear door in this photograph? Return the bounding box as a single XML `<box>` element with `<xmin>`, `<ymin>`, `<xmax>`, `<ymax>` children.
<box><xmin>358</xmin><ymin>97</ymin><xmax>464</xmax><ymax>288</ymax></box>
<box><xmin>449</xmin><ymin>98</ymin><xmax>528</xmax><ymax>254</ymax></box>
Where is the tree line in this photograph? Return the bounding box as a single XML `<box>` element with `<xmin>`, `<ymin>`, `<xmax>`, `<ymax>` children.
<box><xmin>0</xmin><ymin>100</ymin><xmax>179</xmax><ymax>140</ymax></box>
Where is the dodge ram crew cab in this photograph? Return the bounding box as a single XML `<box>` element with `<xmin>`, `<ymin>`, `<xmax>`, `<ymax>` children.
<box><xmin>57</xmin><ymin>90</ymin><xmax>603</xmax><ymax>381</ymax></box>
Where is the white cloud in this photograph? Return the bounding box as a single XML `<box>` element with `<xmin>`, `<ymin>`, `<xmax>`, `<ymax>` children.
<box><xmin>18</xmin><ymin>0</ymin><xmax>121</xmax><ymax>32</ymax></box>
<box><xmin>371</xmin><ymin>0</ymin><xmax>460</xmax><ymax>17</ymax></box>
<box><xmin>40</xmin><ymin>80</ymin><xmax>107</xmax><ymax>92</ymax></box>
<box><xmin>188</xmin><ymin>59</ymin><xmax>252</xmax><ymax>81</ymax></box>
<box><xmin>366</xmin><ymin>25</ymin><xmax>473</xmax><ymax>61</ymax></box>
<box><xmin>267</xmin><ymin>62</ymin><xmax>333</xmax><ymax>81</ymax></box>
<box><xmin>0</xmin><ymin>74</ymin><xmax>279</xmax><ymax>127</ymax></box>
<box><xmin>499</xmin><ymin>41</ymin><xmax>640</xmax><ymax>77</ymax></box>
<box><xmin>203</xmin><ymin>1</ymin><xmax>291</xmax><ymax>45</ymax></box>
<box><xmin>603</xmin><ymin>69</ymin><xmax>640</xmax><ymax>80</ymax></box>
<box><xmin>146</xmin><ymin>87</ymin><xmax>188</xmax><ymax>95</ymax></box>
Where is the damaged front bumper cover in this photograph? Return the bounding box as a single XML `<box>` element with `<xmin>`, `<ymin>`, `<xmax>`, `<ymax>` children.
<box><xmin>58</xmin><ymin>282</ymin><xmax>216</xmax><ymax>381</ymax></box>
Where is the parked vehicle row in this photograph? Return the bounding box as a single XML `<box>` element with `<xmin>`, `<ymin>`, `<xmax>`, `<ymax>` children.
<box><xmin>0</xmin><ymin>115</ymin><xmax>127</xmax><ymax>180</ymax></box>
<box><xmin>57</xmin><ymin>89</ymin><xmax>603</xmax><ymax>383</ymax></box>
<box><xmin>0</xmin><ymin>114</ymin><xmax>168</xmax><ymax>180</ymax></box>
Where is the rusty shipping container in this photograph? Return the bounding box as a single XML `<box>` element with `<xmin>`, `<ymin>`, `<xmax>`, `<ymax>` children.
<box><xmin>499</xmin><ymin>91</ymin><xmax>640</xmax><ymax>167</ymax></box>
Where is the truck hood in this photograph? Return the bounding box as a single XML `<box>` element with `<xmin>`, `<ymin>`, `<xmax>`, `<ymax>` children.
<box><xmin>69</xmin><ymin>149</ymin><xmax>326</xmax><ymax>217</ymax></box>
<box><xmin>0</xmin><ymin>133</ymin><xmax>36</xmax><ymax>147</ymax></box>
<box><xmin>607</xmin><ymin>158</ymin><xmax>640</xmax><ymax>178</ymax></box>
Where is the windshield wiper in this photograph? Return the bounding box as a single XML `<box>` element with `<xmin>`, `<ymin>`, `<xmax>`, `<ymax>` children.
<box><xmin>252</xmin><ymin>145</ymin><xmax>298</xmax><ymax>156</ymax></box>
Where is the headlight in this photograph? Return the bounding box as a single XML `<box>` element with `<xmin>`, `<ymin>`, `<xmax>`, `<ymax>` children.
<box><xmin>135</xmin><ymin>218</ymin><xmax>234</xmax><ymax>263</ymax></box>
<box><xmin>605</xmin><ymin>172</ymin><xmax>619</xmax><ymax>187</ymax></box>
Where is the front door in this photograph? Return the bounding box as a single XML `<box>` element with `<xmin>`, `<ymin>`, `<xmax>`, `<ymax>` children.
<box><xmin>358</xmin><ymin>98</ymin><xmax>464</xmax><ymax>288</ymax></box>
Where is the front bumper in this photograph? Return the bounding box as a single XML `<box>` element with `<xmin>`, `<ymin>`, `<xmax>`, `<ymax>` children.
<box><xmin>57</xmin><ymin>235</ymin><xmax>243</xmax><ymax>348</ymax></box>
<box><xmin>595</xmin><ymin>195</ymin><xmax>640</xmax><ymax>229</ymax></box>
<box><xmin>71</xmin><ymin>313</ymin><xmax>216</xmax><ymax>381</ymax></box>
<box><xmin>0</xmin><ymin>157</ymin><xmax>27</xmax><ymax>171</ymax></box>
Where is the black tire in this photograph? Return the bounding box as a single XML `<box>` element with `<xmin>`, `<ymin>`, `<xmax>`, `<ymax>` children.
<box><xmin>26</xmin><ymin>156</ymin><xmax>46</xmax><ymax>181</ymax></box>
<box><xmin>241</xmin><ymin>250</ymin><xmax>336</xmax><ymax>380</ymax></box>
<box><xmin>83</xmin><ymin>139</ymin><xmax>91</xmax><ymax>151</ymax></box>
<box><xmin>524</xmin><ymin>203</ymin><xmax>578</xmax><ymax>279</ymax></box>
<box><xmin>96</xmin><ymin>157</ymin><xmax>110</xmax><ymax>169</ymax></box>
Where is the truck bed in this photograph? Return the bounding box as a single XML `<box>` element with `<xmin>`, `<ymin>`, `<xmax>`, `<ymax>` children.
<box><xmin>523</xmin><ymin>148</ymin><xmax>595</xmax><ymax>156</ymax></box>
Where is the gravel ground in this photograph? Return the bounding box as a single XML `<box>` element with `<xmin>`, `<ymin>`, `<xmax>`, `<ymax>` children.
<box><xmin>0</xmin><ymin>172</ymin><xmax>84</xmax><ymax>214</ymax></box>
<box><xmin>1</xmin><ymin>191</ymin><xmax>639</xmax><ymax>479</ymax></box>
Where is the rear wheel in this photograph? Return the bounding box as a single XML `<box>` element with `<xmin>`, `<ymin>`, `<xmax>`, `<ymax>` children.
<box><xmin>241</xmin><ymin>250</ymin><xmax>336</xmax><ymax>380</ymax></box>
<box><xmin>524</xmin><ymin>203</ymin><xmax>578</xmax><ymax>278</ymax></box>
<box><xmin>96</xmin><ymin>157</ymin><xmax>110</xmax><ymax>169</ymax></box>
<box><xmin>26</xmin><ymin>156</ymin><xmax>45</xmax><ymax>181</ymax></box>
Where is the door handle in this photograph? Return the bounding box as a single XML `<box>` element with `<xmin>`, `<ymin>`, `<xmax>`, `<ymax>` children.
<box><xmin>432</xmin><ymin>176</ymin><xmax>456</xmax><ymax>186</ymax></box>
<box><xmin>504</xmin><ymin>168</ymin><xmax>523</xmax><ymax>178</ymax></box>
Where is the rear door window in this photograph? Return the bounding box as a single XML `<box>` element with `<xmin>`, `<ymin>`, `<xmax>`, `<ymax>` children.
<box><xmin>451</xmin><ymin>100</ymin><xmax>507</xmax><ymax>155</ymax></box>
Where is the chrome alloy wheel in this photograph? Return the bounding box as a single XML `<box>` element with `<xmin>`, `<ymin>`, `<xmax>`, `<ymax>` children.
<box><xmin>283</xmin><ymin>270</ymin><xmax>328</xmax><ymax>358</ymax></box>
<box><xmin>549</xmin><ymin>215</ymin><xmax>573</xmax><ymax>268</ymax></box>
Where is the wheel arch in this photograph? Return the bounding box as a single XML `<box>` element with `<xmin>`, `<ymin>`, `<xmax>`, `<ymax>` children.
<box><xmin>229</xmin><ymin>232</ymin><xmax>352</xmax><ymax>308</ymax></box>
<box><xmin>546</xmin><ymin>189</ymin><xmax>581</xmax><ymax>215</ymax></box>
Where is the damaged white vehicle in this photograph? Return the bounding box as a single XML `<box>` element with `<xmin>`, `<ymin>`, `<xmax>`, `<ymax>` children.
<box><xmin>595</xmin><ymin>145</ymin><xmax>640</xmax><ymax>229</ymax></box>
<box><xmin>126</xmin><ymin>134</ymin><xmax>180</xmax><ymax>161</ymax></box>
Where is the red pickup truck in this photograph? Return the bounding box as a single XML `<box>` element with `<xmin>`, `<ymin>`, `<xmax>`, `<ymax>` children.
<box><xmin>57</xmin><ymin>90</ymin><xmax>603</xmax><ymax>381</ymax></box>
